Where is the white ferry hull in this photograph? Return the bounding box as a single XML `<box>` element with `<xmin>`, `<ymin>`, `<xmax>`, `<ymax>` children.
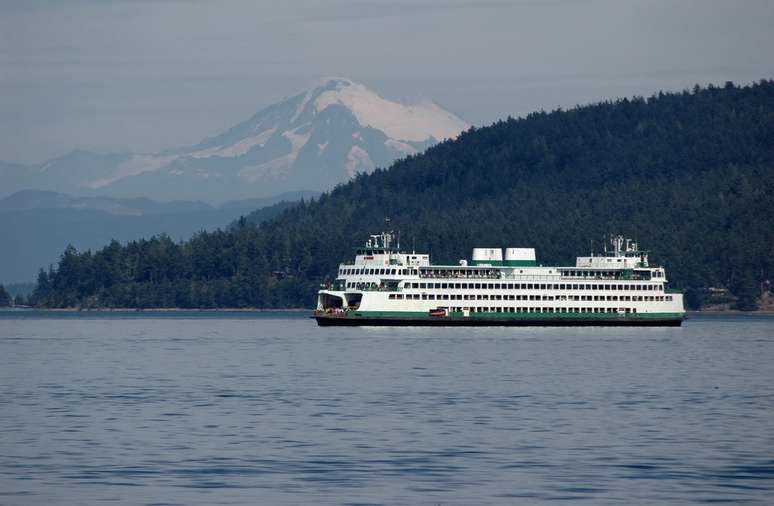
<box><xmin>314</xmin><ymin>231</ymin><xmax>686</xmax><ymax>328</ymax></box>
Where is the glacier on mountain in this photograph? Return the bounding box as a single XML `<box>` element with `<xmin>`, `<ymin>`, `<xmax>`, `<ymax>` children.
<box><xmin>0</xmin><ymin>78</ymin><xmax>469</xmax><ymax>202</ymax></box>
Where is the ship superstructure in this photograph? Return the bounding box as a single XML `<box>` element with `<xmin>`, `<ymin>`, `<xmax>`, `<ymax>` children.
<box><xmin>314</xmin><ymin>231</ymin><xmax>685</xmax><ymax>326</ymax></box>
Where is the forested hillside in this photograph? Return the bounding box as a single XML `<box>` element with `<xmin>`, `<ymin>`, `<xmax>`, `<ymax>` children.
<box><xmin>31</xmin><ymin>81</ymin><xmax>774</xmax><ymax>310</ymax></box>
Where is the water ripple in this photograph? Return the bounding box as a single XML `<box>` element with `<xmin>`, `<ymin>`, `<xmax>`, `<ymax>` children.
<box><xmin>0</xmin><ymin>312</ymin><xmax>773</xmax><ymax>504</ymax></box>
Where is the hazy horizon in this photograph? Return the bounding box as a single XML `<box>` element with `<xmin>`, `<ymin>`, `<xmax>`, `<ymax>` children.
<box><xmin>2</xmin><ymin>0</ymin><xmax>774</xmax><ymax>164</ymax></box>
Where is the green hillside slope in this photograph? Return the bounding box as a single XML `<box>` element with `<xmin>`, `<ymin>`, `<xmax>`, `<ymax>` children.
<box><xmin>32</xmin><ymin>81</ymin><xmax>774</xmax><ymax>309</ymax></box>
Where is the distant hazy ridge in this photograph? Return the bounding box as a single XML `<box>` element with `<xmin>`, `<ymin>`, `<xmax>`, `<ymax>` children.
<box><xmin>0</xmin><ymin>79</ymin><xmax>468</xmax><ymax>203</ymax></box>
<box><xmin>30</xmin><ymin>81</ymin><xmax>774</xmax><ymax>310</ymax></box>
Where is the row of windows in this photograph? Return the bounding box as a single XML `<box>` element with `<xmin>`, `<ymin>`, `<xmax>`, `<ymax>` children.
<box><xmin>560</xmin><ymin>269</ymin><xmax>663</xmax><ymax>278</ymax></box>
<box><xmin>403</xmin><ymin>282</ymin><xmax>662</xmax><ymax>291</ymax></box>
<box><xmin>388</xmin><ymin>293</ymin><xmax>674</xmax><ymax>302</ymax></box>
<box><xmin>340</xmin><ymin>267</ymin><xmax>418</xmax><ymax>276</ymax></box>
<box><xmin>444</xmin><ymin>307</ymin><xmax>639</xmax><ymax>314</ymax></box>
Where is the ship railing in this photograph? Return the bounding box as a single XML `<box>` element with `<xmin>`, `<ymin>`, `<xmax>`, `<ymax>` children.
<box><xmin>357</xmin><ymin>285</ymin><xmax>401</xmax><ymax>292</ymax></box>
<box><xmin>419</xmin><ymin>273</ymin><xmax>500</xmax><ymax>279</ymax></box>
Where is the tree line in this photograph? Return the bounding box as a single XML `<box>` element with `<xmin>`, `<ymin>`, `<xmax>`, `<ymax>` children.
<box><xmin>30</xmin><ymin>80</ymin><xmax>774</xmax><ymax>310</ymax></box>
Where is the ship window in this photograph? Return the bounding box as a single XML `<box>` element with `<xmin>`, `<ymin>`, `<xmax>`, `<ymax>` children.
<box><xmin>389</xmin><ymin>294</ymin><xmax>395</xmax><ymax>299</ymax></box>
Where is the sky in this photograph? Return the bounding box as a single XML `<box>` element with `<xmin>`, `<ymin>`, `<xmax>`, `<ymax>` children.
<box><xmin>2</xmin><ymin>0</ymin><xmax>773</xmax><ymax>164</ymax></box>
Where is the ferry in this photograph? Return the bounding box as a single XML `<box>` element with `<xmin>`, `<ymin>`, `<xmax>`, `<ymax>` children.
<box><xmin>314</xmin><ymin>230</ymin><xmax>685</xmax><ymax>326</ymax></box>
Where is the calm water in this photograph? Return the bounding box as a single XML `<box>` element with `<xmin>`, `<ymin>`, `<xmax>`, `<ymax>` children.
<box><xmin>0</xmin><ymin>311</ymin><xmax>773</xmax><ymax>505</ymax></box>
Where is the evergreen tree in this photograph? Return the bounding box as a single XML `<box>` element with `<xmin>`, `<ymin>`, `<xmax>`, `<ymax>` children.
<box><xmin>29</xmin><ymin>81</ymin><xmax>774</xmax><ymax>309</ymax></box>
<box><xmin>0</xmin><ymin>284</ymin><xmax>11</xmax><ymax>307</ymax></box>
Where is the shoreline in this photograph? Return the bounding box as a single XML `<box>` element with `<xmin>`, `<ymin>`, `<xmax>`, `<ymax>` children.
<box><xmin>1</xmin><ymin>307</ymin><xmax>311</xmax><ymax>313</ymax></box>
<box><xmin>2</xmin><ymin>308</ymin><xmax>774</xmax><ymax>315</ymax></box>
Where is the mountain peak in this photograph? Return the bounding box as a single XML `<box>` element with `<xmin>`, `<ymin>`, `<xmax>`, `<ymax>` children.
<box><xmin>306</xmin><ymin>77</ymin><xmax>468</xmax><ymax>143</ymax></box>
<box><xmin>314</xmin><ymin>76</ymin><xmax>358</xmax><ymax>88</ymax></box>
<box><xmin>2</xmin><ymin>78</ymin><xmax>470</xmax><ymax>202</ymax></box>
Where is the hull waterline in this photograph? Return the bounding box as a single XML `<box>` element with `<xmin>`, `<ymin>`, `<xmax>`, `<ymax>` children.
<box><xmin>314</xmin><ymin>315</ymin><xmax>684</xmax><ymax>327</ymax></box>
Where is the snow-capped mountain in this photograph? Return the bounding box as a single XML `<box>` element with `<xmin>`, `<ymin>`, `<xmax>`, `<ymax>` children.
<box><xmin>1</xmin><ymin>78</ymin><xmax>468</xmax><ymax>202</ymax></box>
